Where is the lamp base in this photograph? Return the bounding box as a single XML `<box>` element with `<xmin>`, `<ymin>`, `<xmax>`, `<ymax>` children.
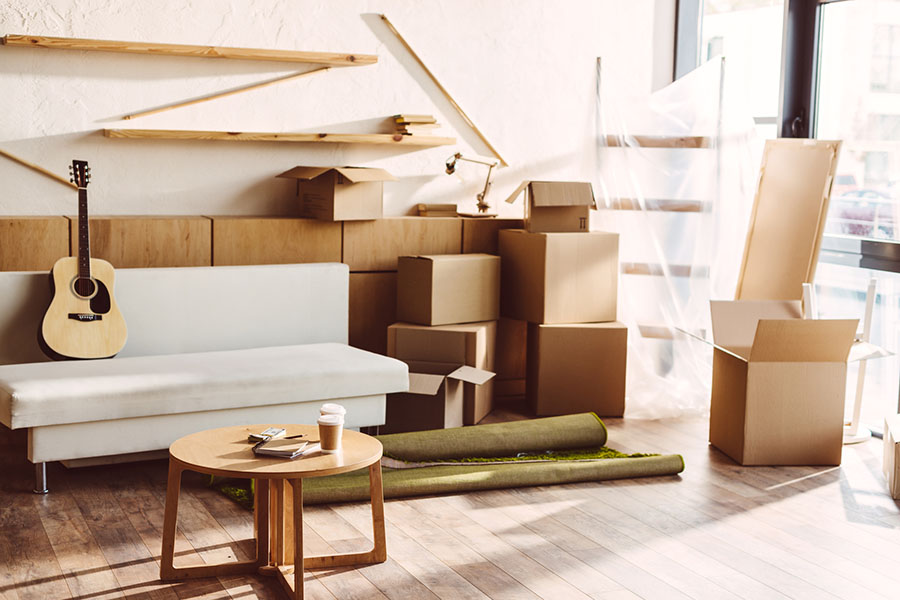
<box><xmin>843</xmin><ymin>425</ymin><xmax>872</xmax><ymax>445</ymax></box>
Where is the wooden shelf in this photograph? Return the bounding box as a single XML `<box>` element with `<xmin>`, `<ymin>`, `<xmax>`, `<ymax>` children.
<box><xmin>1</xmin><ymin>34</ymin><xmax>377</xmax><ymax>67</ymax></box>
<box><xmin>104</xmin><ymin>129</ymin><xmax>456</xmax><ymax>147</ymax></box>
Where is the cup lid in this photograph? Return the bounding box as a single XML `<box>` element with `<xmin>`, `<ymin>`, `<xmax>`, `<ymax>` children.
<box><xmin>318</xmin><ymin>414</ymin><xmax>343</xmax><ymax>425</ymax></box>
<box><xmin>320</xmin><ymin>403</ymin><xmax>347</xmax><ymax>415</ymax></box>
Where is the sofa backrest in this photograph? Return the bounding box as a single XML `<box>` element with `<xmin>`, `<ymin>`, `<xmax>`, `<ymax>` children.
<box><xmin>0</xmin><ymin>263</ymin><xmax>349</xmax><ymax>365</ymax></box>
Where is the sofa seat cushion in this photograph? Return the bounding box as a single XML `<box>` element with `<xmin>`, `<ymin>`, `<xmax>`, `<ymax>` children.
<box><xmin>0</xmin><ymin>343</ymin><xmax>408</xmax><ymax>429</ymax></box>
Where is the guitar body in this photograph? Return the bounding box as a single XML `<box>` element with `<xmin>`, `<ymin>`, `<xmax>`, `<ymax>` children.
<box><xmin>40</xmin><ymin>256</ymin><xmax>127</xmax><ymax>360</ymax></box>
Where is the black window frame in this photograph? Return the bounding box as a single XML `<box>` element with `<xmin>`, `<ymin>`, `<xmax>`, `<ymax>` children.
<box><xmin>674</xmin><ymin>0</ymin><xmax>900</xmax><ymax>274</ymax></box>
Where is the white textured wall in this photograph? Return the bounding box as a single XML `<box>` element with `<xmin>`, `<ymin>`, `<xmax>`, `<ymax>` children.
<box><xmin>0</xmin><ymin>0</ymin><xmax>669</xmax><ymax>217</ymax></box>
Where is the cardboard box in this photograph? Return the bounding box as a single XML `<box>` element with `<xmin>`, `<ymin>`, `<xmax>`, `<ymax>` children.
<box><xmin>349</xmin><ymin>272</ymin><xmax>396</xmax><ymax>355</ymax></box>
<box><xmin>527</xmin><ymin>322</ymin><xmax>627</xmax><ymax>417</ymax></box>
<box><xmin>388</xmin><ymin>321</ymin><xmax>497</xmax><ymax>425</ymax></box>
<box><xmin>884</xmin><ymin>414</ymin><xmax>900</xmax><ymax>499</ymax></box>
<box><xmin>505</xmin><ymin>181</ymin><xmax>596</xmax><ymax>233</ymax></box>
<box><xmin>496</xmin><ymin>317</ymin><xmax>527</xmax><ymax>381</ymax></box>
<box><xmin>462</xmin><ymin>217</ymin><xmax>525</xmax><ymax>254</ymax></box>
<box><xmin>383</xmin><ymin>361</ymin><xmax>494</xmax><ymax>434</ymax></box>
<box><xmin>277</xmin><ymin>166</ymin><xmax>397</xmax><ymax>221</ymax></box>
<box><xmin>708</xmin><ymin>300</ymin><xmax>857</xmax><ymax>466</ymax></box>
<box><xmin>397</xmin><ymin>254</ymin><xmax>500</xmax><ymax>326</ymax></box>
<box><xmin>499</xmin><ymin>229</ymin><xmax>618</xmax><ymax>324</ymax></box>
<box><xmin>343</xmin><ymin>217</ymin><xmax>462</xmax><ymax>272</ymax></box>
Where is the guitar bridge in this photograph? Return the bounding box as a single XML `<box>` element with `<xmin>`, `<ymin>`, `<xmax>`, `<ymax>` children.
<box><xmin>68</xmin><ymin>313</ymin><xmax>102</xmax><ymax>322</ymax></box>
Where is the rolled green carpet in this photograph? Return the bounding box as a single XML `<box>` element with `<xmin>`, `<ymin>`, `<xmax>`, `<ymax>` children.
<box><xmin>302</xmin><ymin>453</ymin><xmax>684</xmax><ymax>505</ymax></box>
<box><xmin>379</xmin><ymin>413</ymin><xmax>609</xmax><ymax>461</ymax></box>
<box><xmin>212</xmin><ymin>413</ymin><xmax>684</xmax><ymax>507</ymax></box>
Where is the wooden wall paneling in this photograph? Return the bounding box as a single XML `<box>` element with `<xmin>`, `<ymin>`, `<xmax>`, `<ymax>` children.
<box><xmin>343</xmin><ymin>217</ymin><xmax>462</xmax><ymax>272</ymax></box>
<box><xmin>0</xmin><ymin>216</ymin><xmax>70</xmax><ymax>271</ymax></box>
<box><xmin>495</xmin><ymin>317</ymin><xmax>527</xmax><ymax>400</ymax></box>
<box><xmin>69</xmin><ymin>216</ymin><xmax>212</xmax><ymax>268</ymax></box>
<box><xmin>462</xmin><ymin>218</ymin><xmax>524</xmax><ymax>254</ymax></box>
<box><xmin>211</xmin><ymin>217</ymin><xmax>341</xmax><ymax>266</ymax></box>
<box><xmin>349</xmin><ymin>272</ymin><xmax>397</xmax><ymax>355</ymax></box>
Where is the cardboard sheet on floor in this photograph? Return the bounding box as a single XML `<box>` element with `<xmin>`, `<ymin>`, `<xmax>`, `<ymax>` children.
<box><xmin>735</xmin><ymin>139</ymin><xmax>841</xmax><ymax>301</ymax></box>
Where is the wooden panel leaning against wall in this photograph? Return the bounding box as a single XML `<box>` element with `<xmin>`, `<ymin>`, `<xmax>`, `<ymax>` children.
<box><xmin>461</xmin><ymin>217</ymin><xmax>524</xmax><ymax>254</ymax></box>
<box><xmin>0</xmin><ymin>217</ymin><xmax>70</xmax><ymax>271</ymax></box>
<box><xmin>68</xmin><ymin>216</ymin><xmax>212</xmax><ymax>268</ymax></box>
<box><xmin>211</xmin><ymin>217</ymin><xmax>341</xmax><ymax>266</ymax></box>
<box><xmin>349</xmin><ymin>272</ymin><xmax>397</xmax><ymax>355</ymax></box>
<box><xmin>343</xmin><ymin>217</ymin><xmax>462</xmax><ymax>272</ymax></box>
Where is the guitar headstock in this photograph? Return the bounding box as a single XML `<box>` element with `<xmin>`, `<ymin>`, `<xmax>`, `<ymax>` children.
<box><xmin>69</xmin><ymin>160</ymin><xmax>91</xmax><ymax>188</ymax></box>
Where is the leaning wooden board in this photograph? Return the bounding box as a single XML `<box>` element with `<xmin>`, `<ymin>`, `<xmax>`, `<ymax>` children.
<box><xmin>68</xmin><ymin>216</ymin><xmax>212</xmax><ymax>268</ymax></box>
<box><xmin>0</xmin><ymin>217</ymin><xmax>70</xmax><ymax>271</ymax></box>
<box><xmin>735</xmin><ymin>139</ymin><xmax>841</xmax><ymax>301</ymax></box>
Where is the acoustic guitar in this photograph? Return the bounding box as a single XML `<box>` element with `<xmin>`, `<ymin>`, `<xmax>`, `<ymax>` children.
<box><xmin>39</xmin><ymin>160</ymin><xmax>127</xmax><ymax>360</ymax></box>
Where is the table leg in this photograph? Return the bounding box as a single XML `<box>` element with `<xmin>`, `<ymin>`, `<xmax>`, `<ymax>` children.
<box><xmin>303</xmin><ymin>461</ymin><xmax>387</xmax><ymax>569</ymax></box>
<box><xmin>159</xmin><ymin>460</ymin><xmax>182</xmax><ymax>580</ymax></box>
<box><xmin>292</xmin><ymin>479</ymin><xmax>304</xmax><ymax>599</ymax></box>
<box><xmin>160</xmin><ymin>462</ymin><xmax>269</xmax><ymax>581</ymax></box>
<box><xmin>272</xmin><ymin>479</ymin><xmax>304</xmax><ymax>599</ymax></box>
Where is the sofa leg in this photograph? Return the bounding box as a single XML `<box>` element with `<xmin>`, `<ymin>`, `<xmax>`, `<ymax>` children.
<box><xmin>33</xmin><ymin>462</ymin><xmax>49</xmax><ymax>494</ymax></box>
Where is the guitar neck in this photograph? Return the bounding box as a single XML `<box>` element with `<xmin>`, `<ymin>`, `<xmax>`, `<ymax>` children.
<box><xmin>77</xmin><ymin>187</ymin><xmax>91</xmax><ymax>279</ymax></box>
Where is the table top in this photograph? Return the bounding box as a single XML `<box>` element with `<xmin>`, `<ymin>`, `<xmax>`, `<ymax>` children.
<box><xmin>169</xmin><ymin>424</ymin><xmax>382</xmax><ymax>479</ymax></box>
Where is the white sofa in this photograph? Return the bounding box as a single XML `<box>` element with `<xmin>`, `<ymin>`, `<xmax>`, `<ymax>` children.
<box><xmin>0</xmin><ymin>263</ymin><xmax>408</xmax><ymax>492</ymax></box>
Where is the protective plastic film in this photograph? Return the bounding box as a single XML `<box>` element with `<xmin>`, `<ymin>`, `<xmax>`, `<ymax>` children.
<box><xmin>593</xmin><ymin>58</ymin><xmax>760</xmax><ymax>418</ymax></box>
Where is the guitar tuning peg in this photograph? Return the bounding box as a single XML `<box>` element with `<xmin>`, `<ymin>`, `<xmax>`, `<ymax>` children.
<box><xmin>69</xmin><ymin>178</ymin><xmax>74</xmax><ymax>183</ymax></box>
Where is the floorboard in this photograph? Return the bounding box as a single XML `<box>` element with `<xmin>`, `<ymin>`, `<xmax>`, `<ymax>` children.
<box><xmin>1</xmin><ymin>403</ymin><xmax>899</xmax><ymax>600</ymax></box>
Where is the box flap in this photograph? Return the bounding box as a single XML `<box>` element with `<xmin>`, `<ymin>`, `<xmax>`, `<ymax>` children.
<box><xmin>407</xmin><ymin>372</ymin><xmax>446</xmax><ymax>396</ymax></box>
<box><xmin>749</xmin><ymin>319</ymin><xmax>858</xmax><ymax>362</ymax></box>
<box><xmin>710</xmin><ymin>300</ymin><xmax>802</xmax><ymax>348</ymax></box>
<box><xmin>333</xmin><ymin>167</ymin><xmax>397</xmax><ymax>183</ymax></box>
<box><xmin>446</xmin><ymin>365</ymin><xmax>496</xmax><ymax>385</ymax></box>
<box><xmin>276</xmin><ymin>166</ymin><xmax>334</xmax><ymax>180</ymax></box>
<box><xmin>529</xmin><ymin>181</ymin><xmax>596</xmax><ymax>208</ymax></box>
<box><xmin>504</xmin><ymin>180</ymin><xmax>531</xmax><ymax>204</ymax></box>
<box><xmin>276</xmin><ymin>166</ymin><xmax>397</xmax><ymax>182</ymax></box>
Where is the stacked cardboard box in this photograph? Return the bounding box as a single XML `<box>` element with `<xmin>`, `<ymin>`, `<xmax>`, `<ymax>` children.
<box><xmin>384</xmin><ymin>254</ymin><xmax>501</xmax><ymax>433</ymax></box>
<box><xmin>502</xmin><ymin>181</ymin><xmax>626</xmax><ymax>417</ymax></box>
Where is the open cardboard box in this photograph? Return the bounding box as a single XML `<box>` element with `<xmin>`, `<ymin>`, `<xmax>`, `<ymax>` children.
<box><xmin>383</xmin><ymin>360</ymin><xmax>495</xmax><ymax>434</ymax></box>
<box><xmin>505</xmin><ymin>181</ymin><xmax>596</xmax><ymax>233</ymax></box>
<box><xmin>884</xmin><ymin>414</ymin><xmax>900</xmax><ymax>499</ymax></box>
<box><xmin>704</xmin><ymin>299</ymin><xmax>889</xmax><ymax>465</ymax></box>
<box><xmin>387</xmin><ymin>321</ymin><xmax>497</xmax><ymax>425</ymax></box>
<box><xmin>277</xmin><ymin>166</ymin><xmax>397</xmax><ymax>221</ymax></box>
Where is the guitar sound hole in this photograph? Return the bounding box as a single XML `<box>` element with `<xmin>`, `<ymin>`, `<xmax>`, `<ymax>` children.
<box><xmin>74</xmin><ymin>277</ymin><xmax>96</xmax><ymax>298</ymax></box>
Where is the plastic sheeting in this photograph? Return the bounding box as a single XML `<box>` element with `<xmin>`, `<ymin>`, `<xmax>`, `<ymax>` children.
<box><xmin>593</xmin><ymin>58</ymin><xmax>761</xmax><ymax>418</ymax></box>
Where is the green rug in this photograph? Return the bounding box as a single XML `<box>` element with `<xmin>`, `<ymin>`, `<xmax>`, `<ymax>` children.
<box><xmin>212</xmin><ymin>413</ymin><xmax>685</xmax><ymax>507</ymax></box>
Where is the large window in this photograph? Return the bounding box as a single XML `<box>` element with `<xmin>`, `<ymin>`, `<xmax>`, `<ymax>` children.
<box><xmin>701</xmin><ymin>0</ymin><xmax>785</xmax><ymax>138</ymax></box>
<box><xmin>683</xmin><ymin>0</ymin><xmax>900</xmax><ymax>434</ymax></box>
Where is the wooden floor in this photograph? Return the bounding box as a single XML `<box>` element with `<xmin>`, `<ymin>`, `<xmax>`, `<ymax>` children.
<box><xmin>1</xmin><ymin>405</ymin><xmax>899</xmax><ymax>600</ymax></box>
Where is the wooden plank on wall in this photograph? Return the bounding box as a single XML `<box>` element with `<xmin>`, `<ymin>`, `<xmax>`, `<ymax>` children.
<box><xmin>0</xmin><ymin>216</ymin><xmax>69</xmax><ymax>271</ymax></box>
<box><xmin>69</xmin><ymin>216</ymin><xmax>212</xmax><ymax>268</ymax></box>
<box><xmin>349</xmin><ymin>272</ymin><xmax>397</xmax><ymax>356</ymax></box>
<box><xmin>2</xmin><ymin>34</ymin><xmax>378</xmax><ymax>66</ymax></box>
<box><xmin>343</xmin><ymin>217</ymin><xmax>462</xmax><ymax>272</ymax></box>
<box><xmin>211</xmin><ymin>217</ymin><xmax>341</xmax><ymax>266</ymax></box>
<box><xmin>462</xmin><ymin>218</ymin><xmax>524</xmax><ymax>254</ymax></box>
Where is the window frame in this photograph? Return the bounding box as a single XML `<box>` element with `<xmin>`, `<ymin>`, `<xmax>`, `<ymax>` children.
<box><xmin>674</xmin><ymin>0</ymin><xmax>900</xmax><ymax>272</ymax></box>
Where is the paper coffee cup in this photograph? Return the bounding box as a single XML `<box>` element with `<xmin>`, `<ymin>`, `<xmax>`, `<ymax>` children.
<box><xmin>318</xmin><ymin>414</ymin><xmax>343</xmax><ymax>454</ymax></box>
<box><xmin>320</xmin><ymin>403</ymin><xmax>346</xmax><ymax>417</ymax></box>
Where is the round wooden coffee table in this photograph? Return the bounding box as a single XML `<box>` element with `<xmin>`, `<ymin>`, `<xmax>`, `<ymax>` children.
<box><xmin>159</xmin><ymin>424</ymin><xmax>386</xmax><ymax>599</ymax></box>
